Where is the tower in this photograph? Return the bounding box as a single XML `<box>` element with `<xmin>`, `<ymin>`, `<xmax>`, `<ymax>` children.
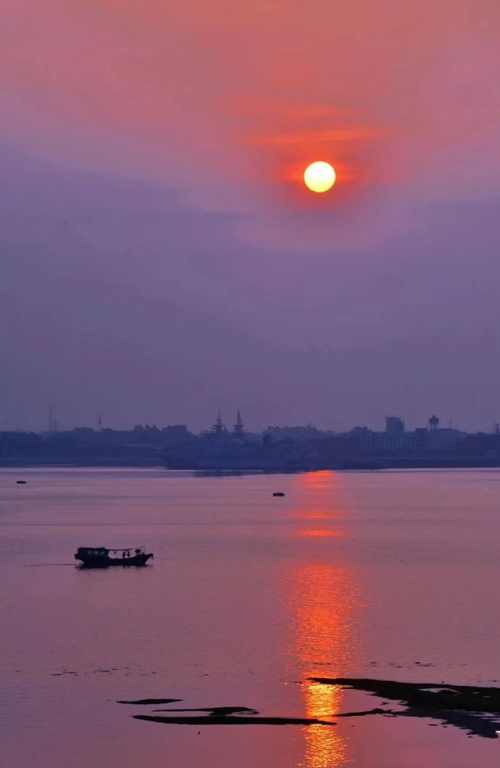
<box><xmin>233</xmin><ymin>410</ymin><xmax>244</xmax><ymax>436</ymax></box>
<box><xmin>213</xmin><ymin>410</ymin><xmax>224</xmax><ymax>435</ymax></box>
<box><xmin>429</xmin><ymin>415</ymin><xmax>440</xmax><ymax>431</ymax></box>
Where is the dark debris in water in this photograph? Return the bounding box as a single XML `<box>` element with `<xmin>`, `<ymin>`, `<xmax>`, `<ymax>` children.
<box><xmin>134</xmin><ymin>712</ymin><xmax>335</xmax><ymax>726</ymax></box>
<box><xmin>125</xmin><ymin>677</ymin><xmax>500</xmax><ymax>737</ymax></box>
<box><xmin>310</xmin><ymin>677</ymin><xmax>500</xmax><ymax>739</ymax></box>
<box><xmin>153</xmin><ymin>706</ymin><xmax>259</xmax><ymax>716</ymax></box>
<box><xmin>127</xmin><ymin>701</ymin><xmax>335</xmax><ymax>727</ymax></box>
<box><xmin>52</xmin><ymin>670</ymin><xmax>78</xmax><ymax>676</ymax></box>
<box><xmin>118</xmin><ymin>698</ymin><xmax>183</xmax><ymax>705</ymax></box>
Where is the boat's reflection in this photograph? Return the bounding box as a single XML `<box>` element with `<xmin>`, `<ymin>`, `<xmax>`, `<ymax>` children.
<box><xmin>289</xmin><ymin>471</ymin><xmax>361</xmax><ymax>768</ymax></box>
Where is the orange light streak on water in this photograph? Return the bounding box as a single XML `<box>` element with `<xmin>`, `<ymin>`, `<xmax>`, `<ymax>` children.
<box><xmin>288</xmin><ymin>471</ymin><xmax>362</xmax><ymax>768</ymax></box>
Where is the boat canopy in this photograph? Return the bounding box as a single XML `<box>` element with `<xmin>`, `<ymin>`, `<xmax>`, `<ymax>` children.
<box><xmin>76</xmin><ymin>546</ymin><xmax>145</xmax><ymax>555</ymax></box>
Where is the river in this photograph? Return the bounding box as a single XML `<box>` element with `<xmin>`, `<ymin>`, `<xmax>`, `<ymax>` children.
<box><xmin>1</xmin><ymin>467</ymin><xmax>499</xmax><ymax>767</ymax></box>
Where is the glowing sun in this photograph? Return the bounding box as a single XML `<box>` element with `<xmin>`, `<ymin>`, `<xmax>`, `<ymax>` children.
<box><xmin>303</xmin><ymin>161</ymin><xmax>336</xmax><ymax>193</ymax></box>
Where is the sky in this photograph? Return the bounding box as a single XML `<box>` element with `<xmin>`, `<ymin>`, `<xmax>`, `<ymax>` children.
<box><xmin>1</xmin><ymin>0</ymin><xmax>500</xmax><ymax>432</ymax></box>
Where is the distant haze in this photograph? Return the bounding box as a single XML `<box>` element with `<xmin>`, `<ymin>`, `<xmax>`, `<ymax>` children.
<box><xmin>1</xmin><ymin>1</ymin><xmax>500</xmax><ymax>432</ymax></box>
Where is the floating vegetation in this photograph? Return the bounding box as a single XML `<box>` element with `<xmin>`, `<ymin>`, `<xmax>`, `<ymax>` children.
<box><xmin>134</xmin><ymin>711</ymin><xmax>335</xmax><ymax>726</ymax></box>
<box><xmin>152</xmin><ymin>706</ymin><xmax>258</xmax><ymax>715</ymax></box>
<box><xmin>125</xmin><ymin>678</ymin><xmax>500</xmax><ymax>737</ymax></box>
<box><xmin>311</xmin><ymin>677</ymin><xmax>500</xmax><ymax>739</ymax></box>
<box><xmin>118</xmin><ymin>698</ymin><xmax>182</xmax><ymax>705</ymax></box>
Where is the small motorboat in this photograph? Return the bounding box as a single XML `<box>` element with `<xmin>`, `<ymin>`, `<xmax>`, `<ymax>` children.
<box><xmin>75</xmin><ymin>546</ymin><xmax>153</xmax><ymax>568</ymax></box>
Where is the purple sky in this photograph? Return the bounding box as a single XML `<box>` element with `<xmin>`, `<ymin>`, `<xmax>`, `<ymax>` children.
<box><xmin>1</xmin><ymin>1</ymin><xmax>500</xmax><ymax>432</ymax></box>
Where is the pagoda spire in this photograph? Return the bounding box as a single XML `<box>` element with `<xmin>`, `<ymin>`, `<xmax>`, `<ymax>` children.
<box><xmin>213</xmin><ymin>409</ymin><xmax>224</xmax><ymax>435</ymax></box>
<box><xmin>234</xmin><ymin>409</ymin><xmax>244</xmax><ymax>435</ymax></box>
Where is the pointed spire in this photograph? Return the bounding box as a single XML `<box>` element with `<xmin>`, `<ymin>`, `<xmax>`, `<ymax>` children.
<box><xmin>234</xmin><ymin>409</ymin><xmax>244</xmax><ymax>435</ymax></box>
<box><xmin>213</xmin><ymin>409</ymin><xmax>224</xmax><ymax>434</ymax></box>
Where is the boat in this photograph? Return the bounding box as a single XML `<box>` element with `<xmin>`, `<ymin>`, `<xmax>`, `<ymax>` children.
<box><xmin>74</xmin><ymin>546</ymin><xmax>153</xmax><ymax>568</ymax></box>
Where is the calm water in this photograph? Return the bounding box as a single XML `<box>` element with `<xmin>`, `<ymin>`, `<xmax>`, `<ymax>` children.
<box><xmin>1</xmin><ymin>468</ymin><xmax>499</xmax><ymax>767</ymax></box>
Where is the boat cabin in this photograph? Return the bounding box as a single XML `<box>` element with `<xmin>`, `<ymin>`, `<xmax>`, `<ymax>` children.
<box><xmin>77</xmin><ymin>547</ymin><xmax>109</xmax><ymax>558</ymax></box>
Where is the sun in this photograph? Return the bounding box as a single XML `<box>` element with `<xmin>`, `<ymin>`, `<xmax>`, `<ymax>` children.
<box><xmin>303</xmin><ymin>161</ymin><xmax>336</xmax><ymax>193</ymax></box>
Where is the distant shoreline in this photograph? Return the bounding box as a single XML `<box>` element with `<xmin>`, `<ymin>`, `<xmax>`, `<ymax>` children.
<box><xmin>1</xmin><ymin>456</ymin><xmax>500</xmax><ymax>471</ymax></box>
<box><xmin>0</xmin><ymin>458</ymin><xmax>164</xmax><ymax>468</ymax></box>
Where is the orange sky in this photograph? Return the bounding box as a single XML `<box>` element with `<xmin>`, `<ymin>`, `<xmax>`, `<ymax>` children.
<box><xmin>2</xmin><ymin>0</ymin><xmax>500</xmax><ymax>219</ymax></box>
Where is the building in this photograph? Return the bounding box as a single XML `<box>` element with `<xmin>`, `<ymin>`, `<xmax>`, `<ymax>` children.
<box><xmin>426</xmin><ymin>428</ymin><xmax>464</xmax><ymax>453</ymax></box>
<box><xmin>385</xmin><ymin>416</ymin><xmax>405</xmax><ymax>434</ymax></box>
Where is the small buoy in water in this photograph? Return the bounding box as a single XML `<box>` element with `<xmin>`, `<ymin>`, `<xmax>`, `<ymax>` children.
<box><xmin>16</xmin><ymin>480</ymin><xmax>27</xmax><ymax>485</ymax></box>
<box><xmin>273</xmin><ymin>492</ymin><xmax>285</xmax><ymax>497</ymax></box>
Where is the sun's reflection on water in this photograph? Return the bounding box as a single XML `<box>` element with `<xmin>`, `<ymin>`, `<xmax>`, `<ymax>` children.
<box><xmin>288</xmin><ymin>471</ymin><xmax>362</xmax><ymax>768</ymax></box>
